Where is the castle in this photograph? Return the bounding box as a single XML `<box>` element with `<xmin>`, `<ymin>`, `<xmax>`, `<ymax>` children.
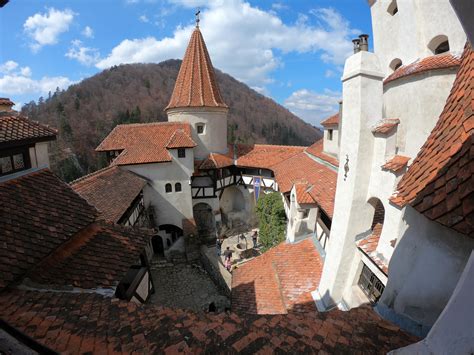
<box><xmin>0</xmin><ymin>0</ymin><xmax>472</xmax><ymax>352</ymax></box>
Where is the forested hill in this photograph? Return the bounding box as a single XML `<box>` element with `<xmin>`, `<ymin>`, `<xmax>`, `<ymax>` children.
<box><xmin>21</xmin><ymin>60</ymin><xmax>322</xmax><ymax>181</ymax></box>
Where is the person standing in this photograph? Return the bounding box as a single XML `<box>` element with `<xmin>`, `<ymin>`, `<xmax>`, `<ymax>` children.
<box><xmin>252</xmin><ymin>230</ymin><xmax>258</xmax><ymax>248</ymax></box>
<box><xmin>223</xmin><ymin>247</ymin><xmax>233</xmax><ymax>272</ymax></box>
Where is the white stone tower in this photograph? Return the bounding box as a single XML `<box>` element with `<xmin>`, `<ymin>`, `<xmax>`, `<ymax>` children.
<box><xmin>166</xmin><ymin>24</ymin><xmax>229</xmax><ymax>160</ymax></box>
<box><xmin>369</xmin><ymin>0</ymin><xmax>466</xmax><ymax>76</ymax></box>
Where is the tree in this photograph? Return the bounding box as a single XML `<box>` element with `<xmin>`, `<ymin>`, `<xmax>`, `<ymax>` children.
<box><xmin>255</xmin><ymin>192</ymin><xmax>287</xmax><ymax>251</ymax></box>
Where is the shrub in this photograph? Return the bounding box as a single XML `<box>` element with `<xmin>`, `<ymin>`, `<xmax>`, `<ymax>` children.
<box><xmin>255</xmin><ymin>192</ymin><xmax>287</xmax><ymax>251</ymax></box>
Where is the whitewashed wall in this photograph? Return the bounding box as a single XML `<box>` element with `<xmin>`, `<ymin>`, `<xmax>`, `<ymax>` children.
<box><xmin>123</xmin><ymin>147</ymin><xmax>194</xmax><ymax>229</ymax></box>
<box><xmin>167</xmin><ymin>107</ymin><xmax>228</xmax><ymax>159</ymax></box>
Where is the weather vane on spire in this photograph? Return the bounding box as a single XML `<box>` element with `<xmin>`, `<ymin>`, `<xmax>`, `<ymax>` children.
<box><xmin>195</xmin><ymin>9</ymin><xmax>200</xmax><ymax>28</ymax></box>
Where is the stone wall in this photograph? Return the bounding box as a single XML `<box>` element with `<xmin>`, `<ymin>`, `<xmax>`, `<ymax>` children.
<box><xmin>199</xmin><ymin>245</ymin><xmax>231</xmax><ymax>297</ymax></box>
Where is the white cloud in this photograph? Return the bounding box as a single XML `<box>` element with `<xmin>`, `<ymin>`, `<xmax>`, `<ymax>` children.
<box><xmin>0</xmin><ymin>60</ymin><xmax>73</xmax><ymax>95</ymax></box>
<box><xmin>272</xmin><ymin>2</ymin><xmax>288</xmax><ymax>11</ymax></box>
<box><xmin>96</xmin><ymin>1</ymin><xmax>357</xmax><ymax>89</ymax></box>
<box><xmin>139</xmin><ymin>15</ymin><xmax>150</xmax><ymax>23</ymax></box>
<box><xmin>284</xmin><ymin>88</ymin><xmax>341</xmax><ymax>126</ymax></box>
<box><xmin>66</xmin><ymin>40</ymin><xmax>100</xmax><ymax>66</ymax></box>
<box><xmin>324</xmin><ymin>69</ymin><xmax>335</xmax><ymax>78</ymax></box>
<box><xmin>24</xmin><ymin>8</ymin><xmax>75</xmax><ymax>52</ymax></box>
<box><xmin>82</xmin><ymin>26</ymin><xmax>94</xmax><ymax>38</ymax></box>
<box><xmin>0</xmin><ymin>60</ymin><xmax>19</xmax><ymax>74</ymax></box>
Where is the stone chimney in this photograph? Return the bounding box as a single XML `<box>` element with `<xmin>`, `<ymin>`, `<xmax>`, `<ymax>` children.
<box><xmin>315</xmin><ymin>40</ymin><xmax>384</xmax><ymax>310</ymax></box>
<box><xmin>359</xmin><ymin>34</ymin><xmax>369</xmax><ymax>51</ymax></box>
<box><xmin>0</xmin><ymin>98</ymin><xmax>14</xmax><ymax>112</ymax></box>
<box><xmin>352</xmin><ymin>39</ymin><xmax>361</xmax><ymax>53</ymax></box>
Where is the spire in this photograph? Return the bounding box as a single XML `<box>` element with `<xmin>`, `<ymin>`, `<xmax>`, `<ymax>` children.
<box><xmin>165</xmin><ymin>25</ymin><xmax>228</xmax><ymax>111</ymax></box>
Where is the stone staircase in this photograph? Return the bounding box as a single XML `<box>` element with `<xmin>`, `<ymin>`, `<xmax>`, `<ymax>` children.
<box><xmin>150</xmin><ymin>257</ymin><xmax>174</xmax><ymax>270</ymax></box>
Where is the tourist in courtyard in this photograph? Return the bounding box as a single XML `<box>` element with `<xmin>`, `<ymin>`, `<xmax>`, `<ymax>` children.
<box><xmin>252</xmin><ymin>230</ymin><xmax>258</xmax><ymax>248</ymax></box>
<box><xmin>224</xmin><ymin>247</ymin><xmax>233</xmax><ymax>272</ymax></box>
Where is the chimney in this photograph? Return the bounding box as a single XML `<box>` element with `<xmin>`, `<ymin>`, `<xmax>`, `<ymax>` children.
<box><xmin>0</xmin><ymin>98</ymin><xmax>14</xmax><ymax>113</ymax></box>
<box><xmin>352</xmin><ymin>39</ymin><xmax>361</xmax><ymax>53</ymax></box>
<box><xmin>359</xmin><ymin>34</ymin><xmax>369</xmax><ymax>51</ymax></box>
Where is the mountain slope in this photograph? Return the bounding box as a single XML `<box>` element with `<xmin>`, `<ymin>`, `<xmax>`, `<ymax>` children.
<box><xmin>22</xmin><ymin>60</ymin><xmax>322</xmax><ymax>181</ymax></box>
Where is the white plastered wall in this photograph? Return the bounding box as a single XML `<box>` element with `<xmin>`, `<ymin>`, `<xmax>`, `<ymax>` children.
<box><xmin>323</xmin><ymin>127</ymin><xmax>339</xmax><ymax>158</ymax></box>
<box><xmin>383</xmin><ymin>69</ymin><xmax>458</xmax><ymax>157</ymax></box>
<box><xmin>167</xmin><ymin>107</ymin><xmax>228</xmax><ymax>159</ymax></box>
<box><xmin>370</xmin><ymin>0</ymin><xmax>466</xmax><ymax>77</ymax></box>
<box><xmin>122</xmin><ymin>147</ymin><xmax>194</xmax><ymax>229</ymax></box>
<box><xmin>380</xmin><ymin>206</ymin><xmax>474</xmax><ymax>328</ymax></box>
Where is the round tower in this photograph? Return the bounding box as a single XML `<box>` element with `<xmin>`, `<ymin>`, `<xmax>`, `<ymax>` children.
<box><xmin>165</xmin><ymin>26</ymin><xmax>229</xmax><ymax>160</ymax></box>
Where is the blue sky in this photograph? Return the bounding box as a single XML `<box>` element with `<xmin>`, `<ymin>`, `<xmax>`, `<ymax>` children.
<box><xmin>0</xmin><ymin>0</ymin><xmax>373</xmax><ymax>126</ymax></box>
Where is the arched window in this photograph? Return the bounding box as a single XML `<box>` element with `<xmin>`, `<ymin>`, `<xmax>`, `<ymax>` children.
<box><xmin>175</xmin><ymin>182</ymin><xmax>182</xmax><ymax>192</ymax></box>
<box><xmin>387</xmin><ymin>0</ymin><xmax>398</xmax><ymax>15</ymax></box>
<box><xmin>428</xmin><ymin>35</ymin><xmax>450</xmax><ymax>55</ymax></box>
<box><xmin>196</xmin><ymin>123</ymin><xmax>205</xmax><ymax>134</ymax></box>
<box><xmin>389</xmin><ymin>58</ymin><xmax>403</xmax><ymax>72</ymax></box>
<box><xmin>165</xmin><ymin>183</ymin><xmax>172</xmax><ymax>193</ymax></box>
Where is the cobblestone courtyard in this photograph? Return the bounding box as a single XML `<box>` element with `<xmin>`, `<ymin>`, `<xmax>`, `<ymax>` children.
<box><xmin>149</xmin><ymin>262</ymin><xmax>229</xmax><ymax>312</ymax></box>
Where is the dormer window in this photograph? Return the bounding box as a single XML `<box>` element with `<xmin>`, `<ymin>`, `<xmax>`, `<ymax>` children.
<box><xmin>196</xmin><ymin>124</ymin><xmax>205</xmax><ymax>134</ymax></box>
<box><xmin>328</xmin><ymin>129</ymin><xmax>333</xmax><ymax>141</ymax></box>
<box><xmin>387</xmin><ymin>0</ymin><xmax>398</xmax><ymax>15</ymax></box>
<box><xmin>389</xmin><ymin>58</ymin><xmax>403</xmax><ymax>72</ymax></box>
<box><xmin>434</xmin><ymin>41</ymin><xmax>449</xmax><ymax>54</ymax></box>
<box><xmin>428</xmin><ymin>35</ymin><xmax>449</xmax><ymax>55</ymax></box>
<box><xmin>178</xmin><ymin>148</ymin><xmax>186</xmax><ymax>158</ymax></box>
<box><xmin>0</xmin><ymin>148</ymin><xmax>30</xmax><ymax>176</ymax></box>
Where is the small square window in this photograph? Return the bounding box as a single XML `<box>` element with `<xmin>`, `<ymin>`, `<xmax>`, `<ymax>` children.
<box><xmin>0</xmin><ymin>156</ymin><xmax>12</xmax><ymax>174</ymax></box>
<box><xmin>178</xmin><ymin>148</ymin><xmax>186</xmax><ymax>158</ymax></box>
<box><xmin>13</xmin><ymin>153</ymin><xmax>25</xmax><ymax>170</ymax></box>
<box><xmin>196</xmin><ymin>124</ymin><xmax>205</xmax><ymax>134</ymax></box>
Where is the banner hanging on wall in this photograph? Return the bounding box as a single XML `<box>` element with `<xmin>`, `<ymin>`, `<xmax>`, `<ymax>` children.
<box><xmin>254</xmin><ymin>176</ymin><xmax>261</xmax><ymax>202</ymax></box>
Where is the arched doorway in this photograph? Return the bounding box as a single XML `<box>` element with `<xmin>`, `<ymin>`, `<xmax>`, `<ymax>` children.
<box><xmin>158</xmin><ymin>224</ymin><xmax>183</xmax><ymax>246</ymax></box>
<box><xmin>220</xmin><ymin>185</ymin><xmax>249</xmax><ymax>228</ymax></box>
<box><xmin>152</xmin><ymin>235</ymin><xmax>164</xmax><ymax>257</ymax></box>
<box><xmin>193</xmin><ymin>203</ymin><xmax>216</xmax><ymax>242</ymax></box>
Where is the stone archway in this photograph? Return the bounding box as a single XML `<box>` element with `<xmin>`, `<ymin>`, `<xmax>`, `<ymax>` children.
<box><xmin>193</xmin><ymin>202</ymin><xmax>216</xmax><ymax>242</ymax></box>
<box><xmin>158</xmin><ymin>224</ymin><xmax>183</xmax><ymax>248</ymax></box>
<box><xmin>220</xmin><ymin>185</ymin><xmax>250</xmax><ymax>228</ymax></box>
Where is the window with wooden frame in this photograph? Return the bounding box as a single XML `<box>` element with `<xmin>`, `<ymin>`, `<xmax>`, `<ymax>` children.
<box><xmin>358</xmin><ymin>264</ymin><xmax>385</xmax><ymax>303</ymax></box>
<box><xmin>177</xmin><ymin>148</ymin><xmax>186</xmax><ymax>158</ymax></box>
<box><xmin>0</xmin><ymin>147</ymin><xmax>31</xmax><ymax>176</ymax></box>
<box><xmin>196</xmin><ymin>124</ymin><xmax>205</xmax><ymax>134</ymax></box>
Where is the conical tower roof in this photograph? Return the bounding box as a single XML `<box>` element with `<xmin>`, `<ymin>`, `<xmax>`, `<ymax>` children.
<box><xmin>166</xmin><ymin>27</ymin><xmax>228</xmax><ymax>111</ymax></box>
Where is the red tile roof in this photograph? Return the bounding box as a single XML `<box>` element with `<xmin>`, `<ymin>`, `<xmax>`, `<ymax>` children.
<box><xmin>26</xmin><ymin>222</ymin><xmax>151</xmax><ymax>289</ymax></box>
<box><xmin>390</xmin><ymin>44</ymin><xmax>473</xmax><ymax>236</ymax></box>
<box><xmin>0</xmin><ymin>169</ymin><xmax>97</xmax><ymax>290</ymax></box>
<box><xmin>166</xmin><ymin>28</ymin><xmax>228</xmax><ymax>110</ymax></box>
<box><xmin>384</xmin><ymin>52</ymin><xmax>461</xmax><ymax>85</ymax></box>
<box><xmin>320</xmin><ymin>113</ymin><xmax>339</xmax><ymax>127</ymax></box>
<box><xmin>166</xmin><ymin>129</ymin><xmax>197</xmax><ymax>148</ymax></box>
<box><xmin>0</xmin><ymin>115</ymin><xmax>57</xmax><ymax>146</ymax></box>
<box><xmin>236</xmin><ymin>144</ymin><xmax>305</xmax><ymax>170</ymax></box>
<box><xmin>71</xmin><ymin>166</ymin><xmax>146</xmax><ymax>223</ymax></box>
<box><xmin>232</xmin><ymin>239</ymin><xmax>323</xmax><ymax>314</ymax></box>
<box><xmin>382</xmin><ymin>155</ymin><xmax>410</xmax><ymax>173</ymax></box>
<box><xmin>0</xmin><ymin>289</ymin><xmax>418</xmax><ymax>353</ymax></box>
<box><xmin>199</xmin><ymin>151</ymin><xmax>234</xmax><ymax>169</ymax></box>
<box><xmin>305</xmin><ymin>139</ymin><xmax>339</xmax><ymax>167</ymax></box>
<box><xmin>357</xmin><ymin>223</ymin><xmax>388</xmax><ymax>274</ymax></box>
<box><xmin>96</xmin><ymin>122</ymin><xmax>192</xmax><ymax>165</ymax></box>
<box><xmin>273</xmin><ymin>152</ymin><xmax>337</xmax><ymax>217</ymax></box>
<box><xmin>0</xmin><ymin>97</ymin><xmax>14</xmax><ymax>106</ymax></box>
<box><xmin>372</xmin><ymin>118</ymin><xmax>400</xmax><ymax>134</ymax></box>
<box><xmin>295</xmin><ymin>183</ymin><xmax>316</xmax><ymax>204</ymax></box>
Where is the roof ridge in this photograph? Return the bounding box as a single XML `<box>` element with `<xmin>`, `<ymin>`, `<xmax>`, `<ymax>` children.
<box><xmin>70</xmin><ymin>165</ymin><xmax>117</xmax><ymax>186</ymax></box>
